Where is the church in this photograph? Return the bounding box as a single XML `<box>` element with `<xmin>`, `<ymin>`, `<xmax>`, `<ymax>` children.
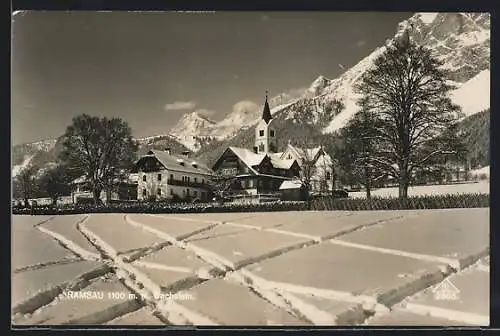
<box><xmin>212</xmin><ymin>93</ymin><xmax>335</xmax><ymax>197</ymax></box>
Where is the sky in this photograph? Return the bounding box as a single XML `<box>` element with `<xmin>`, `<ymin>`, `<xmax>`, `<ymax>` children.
<box><xmin>11</xmin><ymin>11</ymin><xmax>413</xmax><ymax>145</ymax></box>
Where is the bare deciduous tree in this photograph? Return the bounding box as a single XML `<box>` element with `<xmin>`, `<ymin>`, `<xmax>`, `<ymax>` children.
<box><xmin>354</xmin><ymin>30</ymin><xmax>464</xmax><ymax>199</ymax></box>
<box><xmin>59</xmin><ymin>114</ymin><xmax>138</xmax><ymax>205</ymax></box>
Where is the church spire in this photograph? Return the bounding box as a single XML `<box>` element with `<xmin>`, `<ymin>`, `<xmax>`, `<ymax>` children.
<box><xmin>262</xmin><ymin>90</ymin><xmax>272</xmax><ymax>124</ymax></box>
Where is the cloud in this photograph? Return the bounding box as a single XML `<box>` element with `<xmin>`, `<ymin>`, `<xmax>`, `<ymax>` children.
<box><xmin>164</xmin><ymin>101</ymin><xmax>196</xmax><ymax>111</ymax></box>
<box><xmin>232</xmin><ymin>101</ymin><xmax>260</xmax><ymax>115</ymax></box>
<box><xmin>356</xmin><ymin>40</ymin><xmax>367</xmax><ymax>47</ymax></box>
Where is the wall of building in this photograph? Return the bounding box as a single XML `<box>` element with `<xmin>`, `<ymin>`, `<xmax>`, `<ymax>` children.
<box><xmin>137</xmin><ymin>168</ymin><xmax>211</xmax><ymax>201</ymax></box>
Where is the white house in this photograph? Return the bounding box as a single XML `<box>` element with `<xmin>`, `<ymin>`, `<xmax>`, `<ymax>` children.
<box><xmin>279</xmin><ymin>143</ymin><xmax>336</xmax><ymax>194</ymax></box>
<box><xmin>134</xmin><ymin>149</ymin><xmax>214</xmax><ymax>202</ymax></box>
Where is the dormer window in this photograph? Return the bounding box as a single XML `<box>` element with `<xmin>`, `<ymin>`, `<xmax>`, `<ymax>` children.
<box><xmin>191</xmin><ymin>161</ymin><xmax>198</xmax><ymax>168</ymax></box>
<box><xmin>177</xmin><ymin>158</ymin><xmax>185</xmax><ymax>166</ymax></box>
<box><xmin>259</xmin><ymin>130</ymin><xmax>264</xmax><ymax>137</ymax></box>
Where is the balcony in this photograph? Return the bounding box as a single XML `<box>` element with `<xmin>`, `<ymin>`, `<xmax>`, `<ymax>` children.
<box><xmin>166</xmin><ymin>178</ymin><xmax>208</xmax><ymax>189</ymax></box>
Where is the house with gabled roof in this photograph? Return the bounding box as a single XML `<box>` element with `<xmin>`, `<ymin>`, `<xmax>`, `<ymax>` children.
<box><xmin>133</xmin><ymin>148</ymin><xmax>214</xmax><ymax>202</ymax></box>
<box><xmin>280</xmin><ymin>143</ymin><xmax>336</xmax><ymax>194</ymax></box>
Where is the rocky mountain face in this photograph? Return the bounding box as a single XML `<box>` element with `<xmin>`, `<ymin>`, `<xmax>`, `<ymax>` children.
<box><xmin>185</xmin><ymin>12</ymin><xmax>490</xmax><ymax>148</ymax></box>
<box><xmin>11</xmin><ymin>135</ymin><xmax>190</xmax><ymax>179</ymax></box>
<box><xmin>12</xmin><ymin>12</ymin><xmax>490</xmax><ymax>177</ymax></box>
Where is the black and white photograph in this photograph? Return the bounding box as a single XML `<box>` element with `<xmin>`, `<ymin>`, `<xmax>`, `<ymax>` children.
<box><xmin>11</xmin><ymin>11</ymin><xmax>490</xmax><ymax>327</ymax></box>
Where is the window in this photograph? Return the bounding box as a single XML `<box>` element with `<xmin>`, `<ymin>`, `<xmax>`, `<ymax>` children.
<box><xmin>249</xmin><ymin>179</ymin><xmax>254</xmax><ymax>188</ymax></box>
<box><xmin>259</xmin><ymin>130</ymin><xmax>264</xmax><ymax>136</ymax></box>
<box><xmin>186</xmin><ymin>189</ymin><xmax>190</xmax><ymax>196</ymax></box>
<box><xmin>142</xmin><ymin>189</ymin><xmax>146</xmax><ymax>197</ymax></box>
<box><xmin>157</xmin><ymin>174</ymin><xmax>162</xmax><ymax>181</ymax></box>
<box><xmin>202</xmin><ymin>178</ymin><xmax>204</xmax><ymax>184</ymax></box>
<box><xmin>194</xmin><ymin>177</ymin><xmax>198</xmax><ymax>183</ymax></box>
<box><xmin>142</xmin><ymin>175</ymin><xmax>147</xmax><ymax>182</ymax></box>
<box><xmin>187</xmin><ymin>177</ymin><xmax>190</xmax><ymax>183</ymax></box>
<box><xmin>270</xmin><ymin>130</ymin><xmax>275</xmax><ymax>137</ymax></box>
<box><xmin>157</xmin><ymin>188</ymin><xmax>161</xmax><ymax>196</ymax></box>
<box><xmin>288</xmin><ymin>154</ymin><xmax>292</xmax><ymax>159</ymax></box>
<box><xmin>193</xmin><ymin>190</ymin><xmax>197</xmax><ymax>197</ymax></box>
<box><xmin>326</xmin><ymin>172</ymin><xmax>331</xmax><ymax>180</ymax></box>
<box><xmin>170</xmin><ymin>174</ymin><xmax>173</xmax><ymax>181</ymax></box>
<box><xmin>259</xmin><ymin>143</ymin><xmax>265</xmax><ymax>152</ymax></box>
<box><xmin>170</xmin><ymin>189</ymin><xmax>173</xmax><ymax>195</ymax></box>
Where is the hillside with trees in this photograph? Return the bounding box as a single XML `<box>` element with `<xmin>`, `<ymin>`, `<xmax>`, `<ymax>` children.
<box><xmin>458</xmin><ymin>108</ymin><xmax>490</xmax><ymax>168</ymax></box>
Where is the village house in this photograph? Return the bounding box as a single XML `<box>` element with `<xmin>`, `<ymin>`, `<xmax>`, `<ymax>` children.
<box><xmin>133</xmin><ymin>149</ymin><xmax>213</xmax><ymax>202</ymax></box>
<box><xmin>212</xmin><ymin>93</ymin><xmax>335</xmax><ymax>199</ymax></box>
<box><xmin>71</xmin><ymin>173</ymin><xmax>138</xmax><ymax>203</ymax></box>
<box><xmin>279</xmin><ymin>143</ymin><xmax>336</xmax><ymax>195</ymax></box>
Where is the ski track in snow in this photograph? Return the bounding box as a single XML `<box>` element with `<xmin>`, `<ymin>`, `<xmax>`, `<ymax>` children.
<box><xmin>12</xmin><ymin>210</ymin><xmax>488</xmax><ymax>326</ymax></box>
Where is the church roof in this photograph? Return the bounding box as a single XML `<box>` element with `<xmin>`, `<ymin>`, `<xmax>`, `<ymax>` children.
<box><xmin>262</xmin><ymin>94</ymin><xmax>272</xmax><ymax>124</ymax></box>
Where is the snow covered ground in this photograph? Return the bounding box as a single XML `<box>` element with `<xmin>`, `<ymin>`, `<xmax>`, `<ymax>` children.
<box><xmin>349</xmin><ymin>181</ymin><xmax>489</xmax><ymax>199</ymax></box>
<box><xmin>12</xmin><ymin>155</ymin><xmax>34</xmax><ymax>177</ymax></box>
<box><xmin>12</xmin><ymin>209</ymin><xmax>489</xmax><ymax>326</ymax></box>
<box><xmin>470</xmin><ymin>166</ymin><xmax>490</xmax><ymax>179</ymax></box>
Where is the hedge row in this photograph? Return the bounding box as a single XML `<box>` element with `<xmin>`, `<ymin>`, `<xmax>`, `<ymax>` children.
<box><xmin>12</xmin><ymin>201</ymin><xmax>309</xmax><ymax>215</ymax></box>
<box><xmin>12</xmin><ymin>193</ymin><xmax>489</xmax><ymax>215</ymax></box>
<box><xmin>310</xmin><ymin>193</ymin><xmax>489</xmax><ymax>211</ymax></box>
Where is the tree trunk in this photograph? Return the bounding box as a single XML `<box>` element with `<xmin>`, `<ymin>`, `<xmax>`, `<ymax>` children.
<box><xmin>398</xmin><ymin>175</ymin><xmax>409</xmax><ymax>200</ymax></box>
<box><xmin>106</xmin><ymin>188</ymin><xmax>112</xmax><ymax>204</ymax></box>
<box><xmin>93</xmin><ymin>187</ymin><xmax>102</xmax><ymax>206</ymax></box>
<box><xmin>364</xmin><ymin>166</ymin><xmax>371</xmax><ymax>200</ymax></box>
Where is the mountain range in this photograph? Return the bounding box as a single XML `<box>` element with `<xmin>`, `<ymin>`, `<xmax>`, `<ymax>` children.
<box><xmin>12</xmin><ymin>12</ymin><xmax>490</xmax><ymax>177</ymax></box>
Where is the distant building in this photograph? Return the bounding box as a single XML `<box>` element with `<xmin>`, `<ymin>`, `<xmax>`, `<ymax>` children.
<box><xmin>280</xmin><ymin>143</ymin><xmax>336</xmax><ymax>195</ymax></box>
<box><xmin>279</xmin><ymin>179</ymin><xmax>308</xmax><ymax>201</ymax></box>
<box><xmin>71</xmin><ymin>173</ymin><xmax>138</xmax><ymax>203</ymax></box>
<box><xmin>133</xmin><ymin>149</ymin><xmax>213</xmax><ymax>202</ymax></box>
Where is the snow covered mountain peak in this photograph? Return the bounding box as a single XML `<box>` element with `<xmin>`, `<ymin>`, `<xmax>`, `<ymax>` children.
<box><xmin>170</xmin><ymin>111</ymin><xmax>216</xmax><ymax>138</ymax></box>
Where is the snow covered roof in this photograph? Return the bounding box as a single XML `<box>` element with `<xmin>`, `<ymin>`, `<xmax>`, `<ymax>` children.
<box><xmin>279</xmin><ymin>180</ymin><xmax>304</xmax><ymax>190</ymax></box>
<box><xmin>287</xmin><ymin>144</ymin><xmax>322</xmax><ymax>161</ymax></box>
<box><xmin>228</xmin><ymin>147</ymin><xmax>266</xmax><ymax>171</ymax></box>
<box><xmin>140</xmin><ymin>149</ymin><xmax>213</xmax><ymax>175</ymax></box>
<box><xmin>224</xmin><ymin>147</ymin><xmax>298</xmax><ymax>174</ymax></box>
<box><xmin>270</xmin><ymin>157</ymin><xmax>296</xmax><ymax>170</ymax></box>
<box><xmin>71</xmin><ymin>175</ymin><xmax>87</xmax><ymax>184</ymax></box>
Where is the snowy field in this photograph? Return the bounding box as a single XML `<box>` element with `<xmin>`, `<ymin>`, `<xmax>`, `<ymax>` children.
<box><xmin>12</xmin><ymin>209</ymin><xmax>489</xmax><ymax>326</ymax></box>
<box><xmin>349</xmin><ymin>181</ymin><xmax>489</xmax><ymax>199</ymax></box>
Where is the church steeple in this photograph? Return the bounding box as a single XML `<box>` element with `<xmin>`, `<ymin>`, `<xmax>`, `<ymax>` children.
<box><xmin>262</xmin><ymin>91</ymin><xmax>272</xmax><ymax>124</ymax></box>
<box><xmin>254</xmin><ymin>90</ymin><xmax>277</xmax><ymax>154</ymax></box>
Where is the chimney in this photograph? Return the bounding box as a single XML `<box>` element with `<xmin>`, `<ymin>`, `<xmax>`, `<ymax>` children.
<box><xmin>253</xmin><ymin>146</ymin><xmax>258</xmax><ymax>154</ymax></box>
<box><xmin>181</xmin><ymin>150</ymin><xmax>190</xmax><ymax>158</ymax></box>
<box><xmin>164</xmin><ymin>148</ymin><xmax>171</xmax><ymax>155</ymax></box>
